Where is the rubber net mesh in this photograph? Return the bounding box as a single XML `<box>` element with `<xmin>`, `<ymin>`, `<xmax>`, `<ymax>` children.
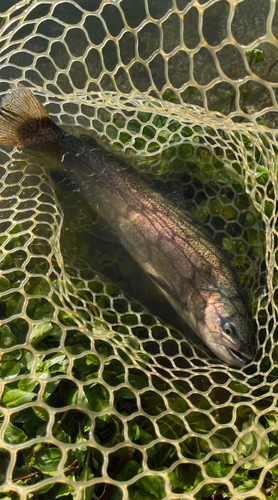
<box><xmin>0</xmin><ymin>0</ymin><xmax>278</xmax><ymax>499</ymax></box>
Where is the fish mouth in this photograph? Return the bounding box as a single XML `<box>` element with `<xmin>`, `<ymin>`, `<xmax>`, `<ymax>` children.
<box><xmin>221</xmin><ymin>345</ymin><xmax>252</xmax><ymax>367</ymax></box>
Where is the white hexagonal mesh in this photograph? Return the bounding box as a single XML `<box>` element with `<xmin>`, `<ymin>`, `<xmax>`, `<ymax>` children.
<box><xmin>0</xmin><ymin>1</ymin><xmax>278</xmax><ymax>499</ymax></box>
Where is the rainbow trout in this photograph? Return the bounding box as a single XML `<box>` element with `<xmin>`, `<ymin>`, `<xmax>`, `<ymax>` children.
<box><xmin>0</xmin><ymin>85</ymin><xmax>255</xmax><ymax>366</ymax></box>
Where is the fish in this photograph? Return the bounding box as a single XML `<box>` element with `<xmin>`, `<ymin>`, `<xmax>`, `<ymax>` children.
<box><xmin>0</xmin><ymin>84</ymin><xmax>255</xmax><ymax>367</ymax></box>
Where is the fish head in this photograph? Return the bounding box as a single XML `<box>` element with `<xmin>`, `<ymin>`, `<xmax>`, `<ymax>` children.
<box><xmin>195</xmin><ymin>288</ymin><xmax>255</xmax><ymax>367</ymax></box>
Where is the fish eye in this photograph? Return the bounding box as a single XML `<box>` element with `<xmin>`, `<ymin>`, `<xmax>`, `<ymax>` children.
<box><xmin>223</xmin><ymin>322</ymin><xmax>237</xmax><ymax>336</ymax></box>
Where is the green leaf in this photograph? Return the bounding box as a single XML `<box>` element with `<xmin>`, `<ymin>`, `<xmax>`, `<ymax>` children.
<box><xmin>247</xmin><ymin>48</ymin><xmax>264</xmax><ymax>63</ymax></box>
<box><xmin>36</xmin><ymin>353</ymin><xmax>68</xmax><ymax>378</ymax></box>
<box><xmin>35</xmin><ymin>304</ymin><xmax>55</xmax><ymax>320</ymax></box>
<box><xmin>235</xmin><ymin>417</ymin><xmax>270</xmax><ymax>469</ymax></box>
<box><xmin>106</xmin><ymin>124</ymin><xmax>118</xmax><ymax>139</ymax></box>
<box><xmin>205</xmin><ymin>461</ymin><xmax>233</xmax><ymax>478</ymax></box>
<box><xmin>43</xmin><ymin>380</ymin><xmax>60</xmax><ymax>399</ymax></box>
<box><xmin>140</xmin><ymin>429</ymin><xmax>155</xmax><ymax>446</ymax></box>
<box><xmin>33</xmin><ymin>406</ymin><xmax>49</xmax><ymax>421</ymax></box>
<box><xmin>137</xmin><ymin>475</ymin><xmax>165</xmax><ymax>499</ymax></box>
<box><xmin>129</xmin><ymin>422</ymin><xmax>141</xmax><ymax>442</ymax></box>
<box><xmin>66</xmin><ymin>387</ymin><xmax>78</xmax><ymax>405</ymax></box>
<box><xmin>4</xmin><ymin>421</ymin><xmax>28</xmax><ymax>444</ymax></box>
<box><xmin>55</xmin><ymin>483</ymin><xmax>75</xmax><ymax>497</ymax></box>
<box><xmin>128</xmin><ymin>373</ymin><xmax>148</xmax><ymax>390</ymax></box>
<box><xmin>6</xmin><ymin>293</ymin><xmax>24</xmax><ymax>317</ymax></box>
<box><xmin>83</xmin><ymin>383</ymin><xmax>110</xmax><ymax>411</ymax></box>
<box><xmin>81</xmin><ymin>485</ymin><xmax>98</xmax><ymax>500</ymax></box>
<box><xmin>0</xmin><ymin>276</ymin><xmax>11</xmax><ymax>292</ymax></box>
<box><xmin>2</xmin><ymin>388</ymin><xmax>37</xmax><ymax>408</ymax></box>
<box><xmin>80</xmin><ymin>464</ymin><xmax>95</xmax><ymax>482</ymax></box>
<box><xmin>18</xmin><ymin>378</ymin><xmax>38</xmax><ymax>392</ymax></box>
<box><xmin>30</xmin><ymin>483</ymin><xmax>54</xmax><ymax>495</ymax></box>
<box><xmin>2</xmin><ymin>349</ymin><xmax>23</xmax><ymax>362</ymax></box>
<box><xmin>164</xmin><ymin>88</ymin><xmax>177</xmax><ymax>102</ymax></box>
<box><xmin>157</xmin><ymin>415</ymin><xmax>185</xmax><ymax>440</ymax></box>
<box><xmin>142</xmin><ymin>125</ymin><xmax>156</xmax><ymax>139</ymax></box>
<box><xmin>127</xmin><ymin>120</ymin><xmax>141</xmax><ymax>134</ymax></box>
<box><xmin>0</xmin><ymin>360</ymin><xmax>21</xmax><ymax>378</ymax></box>
<box><xmin>33</xmin><ymin>447</ymin><xmax>62</xmax><ymax>475</ymax></box>
<box><xmin>75</xmin><ymin>447</ymin><xmax>86</xmax><ymax>465</ymax></box>
<box><xmin>168</xmin><ymin>470</ymin><xmax>186</xmax><ymax>492</ymax></box>
<box><xmin>119</xmin><ymin>131</ymin><xmax>131</xmax><ymax>144</ymax></box>
<box><xmin>167</xmin><ymin>393</ymin><xmax>189</xmax><ymax>413</ymax></box>
<box><xmin>116</xmin><ymin>461</ymin><xmax>141</xmax><ymax>481</ymax></box>
<box><xmin>0</xmin><ymin>325</ymin><xmax>18</xmax><ymax>348</ymax></box>
<box><xmin>228</xmin><ymin>381</ymin><xmax>249</xmax><ymax>393</ymax></box>
<box><xmin>195</xmin><ymin>482</ymin><xmax>219</xmax><ymax>500</ymax></box>
<box><xmin>30</xmin><ymin>321</ymin><xmax>56</xmax><ymax>347</ymax></box>
<box><xmin>234</xmin><ymin>478</ymin><xmax>258</xmax><ymax>493</ymax></box>
<box><xmin>102</xmin><ymin>370</ymin><xmax>124</xmax><ymax>386</ymax></box>
<box><xmin>53</xmin><ymin>428</ymin><xmax>71</xmax><ymax>443</ymax></box>
<box><xmin>137</xmin><ymin>111</ymin><xmax>152</xmax><ymax>123</ymax></box>
<box><xmin>72</xmin><ymin>354</ymin><xmax>100</xmax><ymax>381</ymax></box>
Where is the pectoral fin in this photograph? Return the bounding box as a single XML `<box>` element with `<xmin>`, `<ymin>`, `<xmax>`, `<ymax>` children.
<box><xmin>86</xmin><ymin>222</ymin><xmax>121</xmax><ymax>243</ymax></box>
<box><xmin>147</xmin><ymin>272</ymin><xmax>185</xmax><ymax>307</ymax></box>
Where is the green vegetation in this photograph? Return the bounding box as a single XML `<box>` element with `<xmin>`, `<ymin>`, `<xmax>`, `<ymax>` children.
<box><xmin>0</xmin><ymin>200</ymin><xmax>274</xmax><ymax>500</ymax></box>
<box><xmin>1</xmin><ymin>345</ymin><xmax>278</xmax><ymax>499</ymax></box>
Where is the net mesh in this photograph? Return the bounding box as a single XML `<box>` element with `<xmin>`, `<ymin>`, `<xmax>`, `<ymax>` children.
<box><xmin>0</xmin><ymin>0</ymin><xmax>278</xmax><ymax>499</ymax></box>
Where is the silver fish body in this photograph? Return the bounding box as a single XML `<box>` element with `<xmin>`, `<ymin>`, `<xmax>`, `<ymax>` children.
<box><xmin>0</xmin><ymin>86</ymin><xmax>255</xmax><ymax>366</ymax></box>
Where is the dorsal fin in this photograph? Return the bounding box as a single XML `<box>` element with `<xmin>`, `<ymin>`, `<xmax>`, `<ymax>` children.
<box><xmin>0</xmin><ymin>84</ymin><xmax>51</xmax><ymax>147</ymax></box>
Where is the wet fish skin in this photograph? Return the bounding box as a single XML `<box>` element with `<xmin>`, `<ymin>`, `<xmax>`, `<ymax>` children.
<box><xmin>0</xmin><ymin>85</ymin><xmax>255</xmax><ymax>366</ymax></box>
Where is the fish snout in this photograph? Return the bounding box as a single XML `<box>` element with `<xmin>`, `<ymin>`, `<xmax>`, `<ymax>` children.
<box><xmin>204</xmin><ymin>330</ymin><xmax>255</xmax><ymax>367</ymax></box>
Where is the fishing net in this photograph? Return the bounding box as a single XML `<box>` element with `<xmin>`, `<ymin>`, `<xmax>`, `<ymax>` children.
<box><xmin>0</xmin><ymin>0</ymin><xmax>277</xmax><ymax>498</ymax></box>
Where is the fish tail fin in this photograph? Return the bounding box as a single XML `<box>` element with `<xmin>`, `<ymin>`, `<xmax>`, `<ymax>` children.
<box><xmin>0</xmin><ymin>85</ymin><xmax>52</xmax><ymax>147</ymax></box>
